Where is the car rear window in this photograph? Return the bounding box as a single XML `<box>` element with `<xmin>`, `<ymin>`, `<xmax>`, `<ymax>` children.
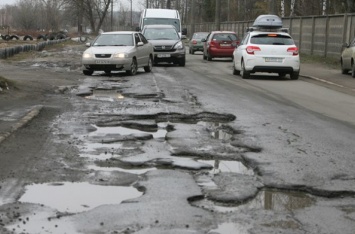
<box><xmin>193</xmin><ymin>33</ymin><xmax>208</xmax><ymax>39</ymax></box>
<box><xmin>212</xmin><ymin>33</ymin><xmax>238</xmax><ymax>41</ymax></box>
<box><xmin>250</xmin><ymin>34</ymin><xmax>294</xmax><ymax>45</ymax></box>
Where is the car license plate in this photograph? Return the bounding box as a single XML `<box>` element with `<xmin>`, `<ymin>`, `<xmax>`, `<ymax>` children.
<box><xmin>264</xmin><ymin>57</ymin><xmax>283</xmax><ymax>62</ymax></box>
<box><xmin>95</xmin><ymin>60</ymin><xmax>110</xmax><ymax>64</ymax></box>
<box><xmin>157</xmin><ymin>54</ymin><xmax>170</xmax><ymax>58</ymax></box>
<box><xmin>220</xmin><ymin>44</ymin><xmax>231</xmax><ymax>47</ymax></box>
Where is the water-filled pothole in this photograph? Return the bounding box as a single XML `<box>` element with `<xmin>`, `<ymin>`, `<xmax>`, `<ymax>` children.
<box><xmin>91</xmin><ymin>125</ymin><xmax>167</xmax><ymax>139</ymax></box>
<box><xmin>192</xmin><ymin>189</ymin><xmax>315</xmax><ymax>213</ymax></box>
<box><xmin>88</xmin><ymin>165</ymin><xmax>156</xmax><ymax>174</ymax></box>
<box><xmin>198</xmin><ymin>160</ymin><xmax>254</xmax><ymax>175</ymax></box>
<box><xmin>19</xmin><ymin>182</ymin><xmax>143</xmax><ymax>213</ymax></box>
<box><xmin>85</xmin><ymin>90</ymin><xmax>125</xmax><ymax>102</ymax></box>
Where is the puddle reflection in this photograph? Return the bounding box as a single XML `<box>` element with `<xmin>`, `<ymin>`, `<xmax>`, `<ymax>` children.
<box><xmin>19</xmin><ymin>182</ymin><xmax>143</xmax><ymax>213</ymax></box>
<box><xmin>208</xmin><ymin>222</ymin><xmax>250</xmax><ymax>234</ymax></box>
<box><xmin>88</xmin><ymin>165</ymin><xmax>156</xmax><ymax>174</ymax></box>
<box><xmin>85</xmin><ymin>90</ymin><xmax>125</xmax><ymax>102</ymax></box>
<box><xmin>91</xmin><ymin>125</ymin><xmax>167</xmax><ymax>139</ymax></box>
<box><xmin>193</xmin><ymin>189</ymin><xmax>315</xmax><ymax>213</ymax></box>
<box><xmin>199</xmin><ymin>160</ymin><xmax>254</xmax><ymax>176</ymax></box>
<box><xmin>198</xmin><ymin>122</ymin><xmax>234</xmax><ymax>140</ymax></box>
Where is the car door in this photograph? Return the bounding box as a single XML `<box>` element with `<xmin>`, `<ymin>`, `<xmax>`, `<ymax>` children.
<box><xmin>134</xmin><ymin>33</ymin><xmax>146</xmax><ymax>66</ymax></box>
<box><xmin>138</xmin><ymin>33</ymin><xmax>151</xmax><ymax>65</ymax></box>
<box><xmin>203</xmin><ymin>33</ymin><xmax>211</xmax><ymax>56</ymax></box>
<box><xmin>234</xmin><ymin>33</ymin><xmax>250</xmax><ymax>70</ymax></box>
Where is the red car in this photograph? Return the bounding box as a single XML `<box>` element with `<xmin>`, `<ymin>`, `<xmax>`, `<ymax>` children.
<box><xmin>201</xmin><ymin>31</ymin><xmax>240</xmax><ymax>61</ymax></box>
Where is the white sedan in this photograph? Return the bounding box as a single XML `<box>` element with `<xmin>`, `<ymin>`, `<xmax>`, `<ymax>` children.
<box><xmin>82</xmin><ymin>31</ymin><xmax>154</xmax><ymax>76</ymax></box>
<box><xmin>233</xmin><ymin>31</ymin><xmax>300</xmax><ymax>80</ymax></box>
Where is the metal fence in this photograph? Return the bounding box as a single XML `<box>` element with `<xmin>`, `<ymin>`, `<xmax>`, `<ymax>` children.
<box><xmin>185</xmin><ymin>13</ymin><xmax>355</xmax><ymax>58</ymax></box>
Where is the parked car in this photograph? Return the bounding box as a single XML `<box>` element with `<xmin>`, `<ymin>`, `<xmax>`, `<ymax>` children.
<box><xmin>201</xmin><ymin>31</ymin><xmax>240</xmax><ymax>61</ymax></box>
<box><xmin>233</xmin><ymin>15</ymin><xmax>300</xmax><ymax>80</ymax></box>
<box><xmin>341</xmin><ymin>38</ymin><xmax>355</xmax><ymax>77</ymax></box>
<box><xmin>142</xmin><ymin>24</ymin><xmax>186</xmax><ymax>66</ymax></box>
<box><xmin>81</xmin><ymin>31</ymin><xmax>154</xmax><ymax>76</ymax></box>
<box><xmin>189</xmin><ymin>32</ymin><xmax>209</xmax><ymax>54</ymax></box>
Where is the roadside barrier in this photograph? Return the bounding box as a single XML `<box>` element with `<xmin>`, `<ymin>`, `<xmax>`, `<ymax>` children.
<box><xmin>0</xmin><ymin>38</ymin><xmax>70</xmax><ymax>59</ymax></box>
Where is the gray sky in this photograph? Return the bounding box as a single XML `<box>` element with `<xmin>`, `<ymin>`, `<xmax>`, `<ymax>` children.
<box><xmin>0</xmin><ymin>0</ymin><xmax>145</xmax><ymax>10</ymax></box>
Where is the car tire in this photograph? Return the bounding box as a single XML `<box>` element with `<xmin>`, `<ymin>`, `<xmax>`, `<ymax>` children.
<box><xmin>233</xmin><ymin>61</ymin><xmax>240</xmax><ymax>75</ymax></box>
<box><xmin>341</xmin><ymin>60</ymin><xmax>348</xmax><ymax>74</ymax></box>
<box><xmin>352</xmin><ymin>63</ymin><xmax>355</xmax><ymax>78</ymax></box>
<box><xmin>203</xmin><ymin>53</ymin><xmax>207</xmax><ymax>60</ymax></box>
<box><xmin>144</xmin><ymin>56</ymin><xmax>153</xmax><ymax>72</ymax></box>
<box><xmin>23</xmin><ymin>35</ymin><xmax>33</xmax><ymax>41</ymax></box>
<box><xmin>207</xmin><ymin>52</ymin><xmax>212</xmax><ymax>61</ymax></box>
<box><xmin>104</xmin><ymin>70</ymin><xmax>111</xmax><ymax>75</ymax></box>
<box><xmin>191</xmin><ymin>50</ymin><xmax>195</xmax><ymax>55</ymax></box>
<box><xmin>189</xmin><ymin>48</ymin><xmax>192</xmax><ymax>54</ymax></box>
<box><xmin>279</xmin><ymin>73</ymin><xmax>286</xmax><ymax>78</ymax></box>
<box><xmin>179</xmin><ymin>57</ymin><xmax>186</xmax><ymax>67</ymax></box>
<box><xmin>83</xmin><ymin>70</ymin><xmax>93</xmax><ymax>76</ymax></box>
<box><xmin>240</xmin><ymin>60</ymin><xmax>250</xmax><ymax>79</ymax></box>
<box><xmin>126</xmin><ymin>58</ymin><xmax>138</xmax><ymax>76</ymax></box>
<box><xmin>290</xmin><ymin>71</ymin><xmax>299</xmax><ymax>80</ymax></box>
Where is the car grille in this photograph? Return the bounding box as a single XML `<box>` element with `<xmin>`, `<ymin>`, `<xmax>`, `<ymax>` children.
<box><xmin>154</xmin><ymin>45</ymin><xmax>175</xmax><ymax>52</ymax></box>
<box><xmin>95</xmin><ymin>54</ymin><xmax>112</xmax><ymax>58</ymax></box>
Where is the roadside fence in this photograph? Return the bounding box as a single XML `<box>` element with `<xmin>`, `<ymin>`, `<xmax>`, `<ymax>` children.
<box><xmin>185</xmin><ymin>13</ymin><xmax>355</xmax><ymax>58</ymax></box>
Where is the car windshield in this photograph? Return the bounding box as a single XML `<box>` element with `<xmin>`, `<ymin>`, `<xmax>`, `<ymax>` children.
<box><xmin>250</xmin><ymin>34</ymin><xmax>294</xmax><ymax>45</ymax></box>
<box><xmin>93</xmin><ymin>34</ymin><xmax>134</xmax><ymax>46</ymax></box>
<box><xmin>193</xmin><ymin>33</ymin><xmax>208</xmax><ymax>39</ymax></box>
<box><xmin>143</xmin><ymin>28</ymin><xmax>179</xmax><ymax>40</ymax></box>
<box><xmin>143</xmin><ymin>18</ymin><xmax>181</xmax><ymax>32</ymax></box>
<box><xmin>212</xmin><ymin>33</ymin><xmax>238</xmax><ymax>41</ymax></box>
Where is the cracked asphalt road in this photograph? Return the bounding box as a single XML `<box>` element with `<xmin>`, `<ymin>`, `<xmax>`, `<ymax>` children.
<box><xmin>0</xmin><ymin>40</ymin><xmax>355</xmax><ymax>234</ymax></box>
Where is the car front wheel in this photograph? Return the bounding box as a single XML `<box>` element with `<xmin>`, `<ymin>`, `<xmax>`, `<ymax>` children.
<box><xmin>352</xmin><ymin>62</ymin><xmax>355</xmax><ymax>78</ymax></box>
<box><xmin>126</xmin><ymin>58</ymin><xmax>138</xmax><ymax>76</ymax></box>
<box><xmin>341</xmin><ymin>60</ymin><xmax>349</xmax><ymax>74</ymax></box>
<box><xmin>83</xmin><ymin>70</ymin><xmax>93</xmax><ymax>76</ymax></box>
<box><xmin>179</xmin><ymin>57</ymin><xmax>186</xmax><ymax>67</ymax></box>
<box><xmin>144</xmin><ymin>56</ymin><xmax>153</xmax><ymax>72</ymax></box>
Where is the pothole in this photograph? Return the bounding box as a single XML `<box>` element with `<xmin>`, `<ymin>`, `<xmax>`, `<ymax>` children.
<box><xmin>85</xmin><ymin>90</ymin><xmax>125</xmax><ymax>102</ymax></box>
<box><xmin>88</xmin><ymin>165</ymin><xmax>157</xmax><ymax>174</ymax></box>
<box><xmin>19</xmin><ymin>182</ymin><xmax>143</xmax><ymax>213</ymax></box>
<box><xmin>198</xmin><ymin>160</ymin><xmax>254</xmax><ymax>175</ymax></box>
<box><xmin>192</xmin><ymin>189</ymin><xmax>315</xmax><ymax>213</ymax></box>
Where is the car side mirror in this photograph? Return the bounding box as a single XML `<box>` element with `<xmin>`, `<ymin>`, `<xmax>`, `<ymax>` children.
<box><xmin>182</xmin><ymin>28</ymin><xmax>187</xmax><ymax>35</ymax></box>
<box><xmin>137</xmin><ymin>42</ymin><xmax>144</xmax><ymax>47</ymax></box>
<box><xmin>181</xmin><ymin>35</ymin><xmax>187</xmax><ymax>40</ymax></box>
<box><xmin>342</xmin><ymin>42</ymin><xmax>350</xmax><ymax>48</ymax></box>
<box><xmin>135</xmin><ymin>26</ymin><xmax>140</xmax><ymax>32</ymax></box>
<box><xmin>201</xmin><ymin>38</ymin><xmax>206</xmax><ymax>42</ymax></box>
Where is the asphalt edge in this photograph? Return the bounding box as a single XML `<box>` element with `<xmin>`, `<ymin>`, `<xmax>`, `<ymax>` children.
<box><xmin>0</xmin><ymin>105</ymin><xmax>43</xmax><ymax>144</ymax></box>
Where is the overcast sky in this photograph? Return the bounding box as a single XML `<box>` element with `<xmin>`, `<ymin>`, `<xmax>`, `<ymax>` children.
<box><xmin>0</xmin><ymin>0</ymin><xmax>145</xmax><ymax>10</ymax></box>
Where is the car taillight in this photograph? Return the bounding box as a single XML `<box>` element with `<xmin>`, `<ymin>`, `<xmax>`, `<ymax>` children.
<box><xmin>287</xmin><ymin>47</ymin><xmax>299</xmax><ymax>56</ymax></box>
<box><xmin>210</xmin><ymin>41</ymin><xmax>217</xmax><ymax>47</ymax></box>
<box><xmin>246</xmin><ymin>46</ymin><xmax>261</xmax><ymax>55</ymax></box>
<box><xmin>192</xmin><ymin>40</ymin><xmax>197</xmax><ymax>44</ymax></box>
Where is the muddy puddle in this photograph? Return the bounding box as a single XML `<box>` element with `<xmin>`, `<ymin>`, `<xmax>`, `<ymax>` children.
<box><xmin>19</xmin><ymin>182</ymin><xmax>143</xmax><ymax>213</ymax></box>
<box><xmin>192</xmin><ymin>189</ymin><xmax>315</xmax><ymax>213</ymax></box>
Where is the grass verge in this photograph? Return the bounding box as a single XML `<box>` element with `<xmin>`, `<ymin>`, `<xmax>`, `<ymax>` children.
<box><xmin>300</xmin><ymin>53</ymin><xmax>340</xmax><ymax>69</ymax></box>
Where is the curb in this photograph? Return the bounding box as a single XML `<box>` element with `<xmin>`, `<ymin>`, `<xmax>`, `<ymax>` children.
<box><xmin>0</xmin><ymin>105</ymin><xmax>43</xmax><ymax>144</ymax></box>
<box><xmin>300</xmin><ymin>74</ymin><xmax>345</xmax><ymax>88</ymax></box>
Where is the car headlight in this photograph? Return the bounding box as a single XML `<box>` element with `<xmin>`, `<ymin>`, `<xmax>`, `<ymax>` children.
<box><xmin>113</xmin><ymin>53</ymin><xmax>128</xmax><ymax>58</ymax></box>
<box><xmin>82</xmin><ymin>52</ymin><xmax>93</xmax><ymax>59</ymax></box>
<box><xmin>174</xmin><ymin>41</ymin><xmax>184</xmax><ymax>50</ymax></box>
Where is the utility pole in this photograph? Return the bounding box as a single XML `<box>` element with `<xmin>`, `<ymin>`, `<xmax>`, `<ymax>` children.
<box><xmin>215</xmin><ymin>0</ymin><xmax>221</xmax><ymax>30</ymax></box>
<box><xmin>269</xmin><ymin>0</ymin><xmax>276</xmax><ymax>14</ymax></box>
<box><xmin>111</xmin><ymin>1</ymin><xmax>113</xmax><ymax>31</ymax></box>
<box><xmin>130</xmin><ymin>0</ymin><xmax>133</xmax><ymax>29</ymax></box>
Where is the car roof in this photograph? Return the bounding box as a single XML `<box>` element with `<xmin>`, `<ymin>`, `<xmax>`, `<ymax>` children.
<box><xmin>248</xmin><ymin>31</ymin><xmax>291</xmax><ymax>37</ymax></box>
<box><xmin>101</xmin><ymin>31</ymin><xmax>136</xmax><ymax>35</ymax></box>
<box><xmin>210</xmin><ymin>31</ymin><xmax>236</xmax><ymax>34</ymax></box>
<box><xmin>143</xmin><ymin>24</ymin><xmax>175</xmax><ymax>29</ymax></box>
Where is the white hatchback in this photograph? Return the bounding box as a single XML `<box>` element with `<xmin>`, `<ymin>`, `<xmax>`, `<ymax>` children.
<box><xmin>233</xmin><ymin>31</ymin><xmax>300</xmax><ymax>79</ymax></box>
